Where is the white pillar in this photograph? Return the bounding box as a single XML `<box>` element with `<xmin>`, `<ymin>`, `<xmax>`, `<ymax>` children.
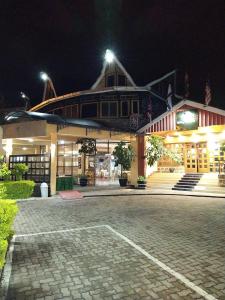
<box><xmin>50</xmin><ymin>133</ymin><xmax>57</xmax><ymax>195</ymax></box>
<box><xmin>5</xmin><ymin>139</ymin><xmax>13</xmax><ymax>164</ymax></box>
<box><xmin>0</xmin><ymin>127</ymin><xmax>5</xmax><ymax>156</ymax></box>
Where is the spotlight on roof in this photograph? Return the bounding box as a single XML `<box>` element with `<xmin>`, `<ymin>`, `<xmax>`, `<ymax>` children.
<box><xmin>20</xmin><ymin>92</ymin><xmax>29</xmax><ymax>100</ymax></box>
<box><xmin>104</xmin><ymin>49</ymin><xmax>114</xmax><ymax>63</ymax></box>
<box><xmin>40</xmin><ymin>72</ymin><xmax>49</xmax><ymax>81</ymax></box>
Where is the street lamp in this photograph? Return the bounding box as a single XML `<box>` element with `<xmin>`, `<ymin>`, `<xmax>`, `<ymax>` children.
<box><xmin>20</xmin><ymin>92</ymin><xmax>30</xmax><ymax>111</ymax></box>
<box><xmin>104</xmin><ymin>49</ymin><xmax>114</xmax><ymax>63</ymax></box>
<box><xmin>40</xmin><ymin>72</ymin><xmax>49</xmax><ymax>81</ymax></box>
<box><xmin>40</xmin><ymin>71</ymin><xmax>57</xmax><ymax>101</ymax></box>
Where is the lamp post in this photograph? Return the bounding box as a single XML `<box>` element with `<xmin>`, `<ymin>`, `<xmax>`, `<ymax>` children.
<box><xmin>40</xmin><ymin>72</ymin><xmax>57</xmax><ymax>101</ymax></box>
<box><xmin>20</xmin><ymin>92</ymin><xmax>30</xmax><ymax>111</ymax></box>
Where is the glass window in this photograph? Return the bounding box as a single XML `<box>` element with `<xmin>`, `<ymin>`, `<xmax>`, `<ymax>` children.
<box><xmin>121</xmin><ymin>101</ymin><xmax>129</xmax><ymax>116</ymax></box>
<box><xmin>118</xmin><ymin>75</ymin><xmax>126</xmax><ymax>86</ymax></box>
<box><xmin>101</xmin><ymin>102</ymin><xmax>117</xmax><ymax>117</ymax></box>
<box><xmin>107</xmin><ymin>75</ymin><xmax>115</xmax><ymax>87</ymax></box>
<box><xmin>81</xmin><ymin>103</ymin><xmax>97</xmax><ymax>118</ymax></box>
<box><xmin>101</xmin><ymin>103</ymin><xmax>108</xmax><ymax>117</ymax></box>
<box><xmin>72</xmin><ymin>105</ymin><xmax>79</xmax><ymax>118</ymax></box>
<box><xmin>132</xmin><ymin>101</ymin><xmax>139</xmax><ymax>114</ymax></box>
<box><xmin>110</xmin><ymin>102</ymin><xmax>117</xmax><ymax>117</ymax></box>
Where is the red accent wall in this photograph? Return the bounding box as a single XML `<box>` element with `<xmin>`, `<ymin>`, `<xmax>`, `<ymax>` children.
<box><xmin>145</xmin><ymin>105</ymin><xmax>225</xmax><ymax>133</ymax></box>
<box><xmin>138</xmin><ymin>135</ymin><xmax>145</xmax><ymax>176</ymax></box>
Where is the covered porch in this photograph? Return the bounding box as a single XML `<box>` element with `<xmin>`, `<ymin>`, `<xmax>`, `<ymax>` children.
<box><xmin>2</xmin><ymin>113</ymin><xmax>139</xmax><ymax>195</ymax></box>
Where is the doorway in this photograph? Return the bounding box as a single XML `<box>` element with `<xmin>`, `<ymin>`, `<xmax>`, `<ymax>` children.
<box><xmin>184</xmin><ymin>143</ymin><xmax>209</xmax><ymax>173</ymax></box>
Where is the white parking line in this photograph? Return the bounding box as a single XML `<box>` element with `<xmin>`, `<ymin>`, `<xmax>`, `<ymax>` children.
<box><xmin>105</xmin><ymin>225</ymin><xmax>217</xmax><ymax>300</ymax></box>
<box><xmin>15</xmin><ymin>224</ymin><xmax>107</xmax><ymax>238</ymax></box>
<box><xmin>1</xmin><ymin>225</ymin><xmax>218</xmax><ymax>300</ymax></box>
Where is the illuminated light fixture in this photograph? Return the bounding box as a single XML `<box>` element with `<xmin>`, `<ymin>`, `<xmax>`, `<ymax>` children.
<box><xmin>22</xmin><ymin>147</ymin><xmax>27</xmax><ymax>150</ymax></box>
<box><xmin>40</xmin><ymin>72</ymin><xmax>49</xmax><ymax>81</ymax></box>
<box><xmin>178</xmin><ymin>135</ymin><xmax>185</xmax><ymax>142</ymax></box>
<box><xmin>191</xmin><ymin>134</ymin><xmax>199</xmax><ymax>143</ymax></box>
<box><xmin>59</xmin><ymin>140</ymin><xmax>65</xmax><ymax>145</ymax></box>
<box><xmin>180</xmin><ymin>111</ymin><xmax>196</xmax><ymax>124</ymax></box>
<box><xmin>208</xmin><ymin>140</ymin><xmax>218</xmax><ymax>151</ymax></box>
<box><xmin>165</xmin><ymin>135</ymin><xmax>173</xmax><ymax>142</ymax></box>
<box><xmin>104</xmin><ymin>49</ymin><xmax>114</xmax><ymax>63</ymax></box>
<box><xmin>28</xmin><ymin>138</ymin><xmax>33</xmax><ymax>142</ymax></box>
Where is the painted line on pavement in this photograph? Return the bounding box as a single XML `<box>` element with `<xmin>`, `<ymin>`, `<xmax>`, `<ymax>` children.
<box><xmin>1</xmin><ymin>224</ymin><xmax>218</xmax><ymax>300</ymax></box>
<box><xmin>15</xmin><ymin>224</ymin><xmax>107</xmax><ymax>237</ymax></box>
<box><xmin>105</xmin><ymin>225</ymin><xmax>217</xmax><ymax>300</ymax></box>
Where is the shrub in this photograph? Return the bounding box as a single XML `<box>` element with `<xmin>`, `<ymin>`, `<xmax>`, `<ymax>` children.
<box><xmin>11</xmin><ymin>163</ymin><xmax>29</xmax><ymax>181</ymax></box>
<box><xmin>0</xmin><ymin>200</ymin><xmax>18</xmax><ymax>268</ymax></box>
<box><xmin>0</xmin><ymin>180</ymin><xmax>35</xmax><ymax>199</ymax></box>
<box><xmin>0</xmin><ymin>163</ymin><xmax>11</xmax><ymax>181</ymax></box>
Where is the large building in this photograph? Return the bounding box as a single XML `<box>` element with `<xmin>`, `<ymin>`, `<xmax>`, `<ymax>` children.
<box><xmin>1</xmin><ymin>50</ymin><xmax>224</xmax><ymax>194</ymax></box>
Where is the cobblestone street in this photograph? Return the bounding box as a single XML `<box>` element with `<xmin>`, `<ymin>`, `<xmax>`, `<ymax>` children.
<box><xmin>2</xmin><ymin>194</ymin><xmax>225</xmax><ymax>299</ymax></box>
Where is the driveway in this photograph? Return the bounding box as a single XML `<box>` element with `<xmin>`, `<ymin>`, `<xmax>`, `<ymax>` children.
<box><xmin>1</xmin><ymin>194</ymin><xmax>225</xmax><ymax>299</ymax></box>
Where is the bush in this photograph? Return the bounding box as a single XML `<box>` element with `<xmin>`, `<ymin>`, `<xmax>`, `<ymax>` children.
<box><xmin>0</xmin><ymin>180</ymin><xmax>35</xmax><ymax>199</ymax></box>
<box><xmin>11</xmin><ymin>163</ymin><xmax>29</xmax><ymax>181</ymax></box>
<box><xmin>0</xmin><ymin>163</ymin><xmax>11</xmax><ymax>181</ymax></box>
<box><xmin>0</xmin><ymin>200</ymin><xmax>18</xmax><ymax>268</ymax></box>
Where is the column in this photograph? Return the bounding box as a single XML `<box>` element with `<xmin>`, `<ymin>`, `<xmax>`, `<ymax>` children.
<box><xmin>50</xmin><ymin>132</ymin><xmax>57</xmax><ymax>195</ymax></box>
<box><xmin>130</xmin><ymin>136</ymin><xmax>139</xmax><ymax>187</ymax></box>
<box><xmin>5</xmin><ymin>139</ymin><xmax>13</xmax><ymax>165</ymax></box>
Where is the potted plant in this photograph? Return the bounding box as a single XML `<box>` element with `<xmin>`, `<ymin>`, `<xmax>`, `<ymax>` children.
<box><xmin>76</xmin><ymin>138</ymin><xmax>96</xmax><ymax>187</ymax></box>
<box><xmin>11</xmin><ymin>163</ymin><xmax>29</xmax><ymax>181</ymax></box>
<box><xmin>113</xmin><ymin>141</ymin><xmax>134</xmax><ymax>187</ymax></box>
<box><xmin>79</xmin><ymin>174</ymin><xmax>88</xmax><ymax>187</ymax></box>
<box><xmin>137</xmin><ymin>176</ymin><xmax>147</xmax><ymax>189</ymax></box>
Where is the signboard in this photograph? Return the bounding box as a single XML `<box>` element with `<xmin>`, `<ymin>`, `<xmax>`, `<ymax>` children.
<box><xmin>176</xmin><ymin>109</ymin><xmax>199</xmax><ymax>131</ymax></box>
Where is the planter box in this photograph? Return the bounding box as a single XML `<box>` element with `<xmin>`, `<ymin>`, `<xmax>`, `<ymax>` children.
<box><xmin>137</xmin><ymin>180</ymin><xmax>147</xmax><ymax>189</ymax></box>
<box><xmin>119</xmin><ymin>178</ymin><xmax>127</xmax><ymax>187</ymax></box>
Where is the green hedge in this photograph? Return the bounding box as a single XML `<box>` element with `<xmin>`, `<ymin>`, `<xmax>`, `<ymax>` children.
<box><xmin>0</xmin><ymin>180</ymin><xmax>35</xmax><ymax>199</ymax></box>
<box><xmin>0</xmin><ymin>200</ymin><xmax>18</xmax><ymax>269</ymax></box>
<box><xmin>56</xmin><ymin>177</ymin><xmax>74</xmax><ymax>191</ymax></box>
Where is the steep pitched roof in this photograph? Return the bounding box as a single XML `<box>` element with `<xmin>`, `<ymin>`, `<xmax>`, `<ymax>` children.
<box><xmin>138</xmin><ymin>99</ymin><xmax>225</xmax><ymax>133</ymax></box>
<box><xmin>91</xmin><ymin>51</ymin><xmax>137</xmax><ymax>90</ymax></box>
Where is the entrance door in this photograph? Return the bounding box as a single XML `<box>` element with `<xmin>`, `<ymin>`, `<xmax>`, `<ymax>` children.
<box><xmin>197</xmin><ymin>142</ymin><xmax>209</xmax><ymax>173</ymax></box>
<box><xmin>184</xmin><ymin>144</ymin><xmax>197</xmax><ymax>173</ymax></box>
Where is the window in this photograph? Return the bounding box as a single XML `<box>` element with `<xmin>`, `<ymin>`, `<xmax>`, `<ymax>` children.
<box><xmin>121</xmin><ymin>101</ymin><xmax>129</xmax><ymax>117</ymax></box>
<box><xmin>132</xmin><ymin>101</ymin><xmax>139</xmax><ymax>114</ymax></box>
<box><xmin>71</xmin><ymin>105</ymin><xmax>79</xmax><ymax>118</ymax></box>
<box><xmin>107</xmin><ymin>75</ymin><xmax>115</xmax><ymax>87</ymax></box>
<box><xmin>81</xmin><ymin>103</ymin><xmax>98</xmax><ymax>118</ymax></box>
<box><xmin>118</xmin><ymin>75</ymin><xmax>126</xmax><ymax>86</ymax></box>
<box><xmin>101</xmin><ymin>102</ymin><xmax>118</xmax><ymax>117</ymax></box>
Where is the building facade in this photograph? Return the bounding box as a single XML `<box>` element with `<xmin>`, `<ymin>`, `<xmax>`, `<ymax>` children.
<box><xmin>138</xmin><ymin>100</ymin><xmax>225</xmax><ymax>175</ymax></box>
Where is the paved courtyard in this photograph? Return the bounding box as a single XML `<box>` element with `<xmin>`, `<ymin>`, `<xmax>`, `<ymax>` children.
<box><xmin>1</xmin><ymin>194</ymin><xmax>225</xmax><ymax>299</ymax></box>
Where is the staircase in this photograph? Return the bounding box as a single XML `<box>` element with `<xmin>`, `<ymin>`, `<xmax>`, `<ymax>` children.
<box><xmin>172</xmin><ymin>173</ymin><xmax>203</xmax><ymax>191</ymax></box>
<box><xmin>147</xmin><ymin>172</ymin><xmax>184</xmax><ymax>190</ymax></box>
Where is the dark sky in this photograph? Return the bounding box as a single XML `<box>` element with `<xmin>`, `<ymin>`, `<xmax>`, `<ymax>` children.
<box><xmin>0</xmin><ymin>0</ymin><xmax>224</xmax><ymax>108</ymax></box>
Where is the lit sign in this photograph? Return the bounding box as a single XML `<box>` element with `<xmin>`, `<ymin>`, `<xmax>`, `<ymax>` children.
<box><xmin>176</xmin><ymin>109</ymin><xmax>198</xmax><ymax>130</ymax></box>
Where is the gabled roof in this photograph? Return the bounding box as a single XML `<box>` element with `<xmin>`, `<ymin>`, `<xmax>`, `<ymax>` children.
<box><xmin>91</xmin><ymin>53</ymin><xmax>137</xmax><ymax>90</ymax></box>
<box><xmin>138</xmin><ymin>99</ymin><xmax>225</xmax><ymax>133</ymax></box>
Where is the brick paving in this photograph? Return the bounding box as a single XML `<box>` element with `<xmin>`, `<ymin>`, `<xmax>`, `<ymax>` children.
<box><xmin>2</xmin><ymin>194</ymin><xmax>225</xmax><ymax>299</ymax></box>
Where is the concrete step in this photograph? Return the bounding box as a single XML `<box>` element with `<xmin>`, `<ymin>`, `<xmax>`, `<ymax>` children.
<box><xmin>176</xmin><ymin>182</ymin><xmax>197</xmax><ymax>186</ymax></box>
<box><xmin>172</xmin><ymin>187</ymin><xmax>193</xmax><ymax>191</ymax></box>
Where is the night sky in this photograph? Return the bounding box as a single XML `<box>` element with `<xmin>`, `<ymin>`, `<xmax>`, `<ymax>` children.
<box><xmin>0</xmin><ymin>0</ymin><xmax>224</xmax><ymax>109</ymax></box>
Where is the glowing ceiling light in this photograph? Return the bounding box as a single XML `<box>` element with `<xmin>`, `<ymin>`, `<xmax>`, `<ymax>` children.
<box><xmin>28</xmin><ymin>138</ymin><xmax>33</xmax><ymax>142</ymax></box>
<box><xmin>191</xmin><ymin>134</ymin><xmax>199</xmax><ymax>143</ymax></box>
<box><xmin>40</xmin><ymin>72</ymin><xmax>48</xmax><ymax>81</ymax></box>
<box><xmin>104</xmin><ymin>49</ymin><xmax>114</xmax><ymax>63</ymax></box>
<box><xmin>178</xmin><ymin>135</ymin><xmax>185</xmax><ymax>142</ymax></box>
<box><xmin>22</xmin><ymin>147</ymin><xmax>27</xmax><ymax>150</ymax></box>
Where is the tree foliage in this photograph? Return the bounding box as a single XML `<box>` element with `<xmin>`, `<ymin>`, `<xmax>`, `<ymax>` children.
<box><xmin>113</xmin><ymin>141</ymin><xmax>135</xmax><ymax>176</ymax></box>
<box><xmin>145</xmin><ymin>135</ymin><xmax>181</xmax><ymax>167</ymax></box>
